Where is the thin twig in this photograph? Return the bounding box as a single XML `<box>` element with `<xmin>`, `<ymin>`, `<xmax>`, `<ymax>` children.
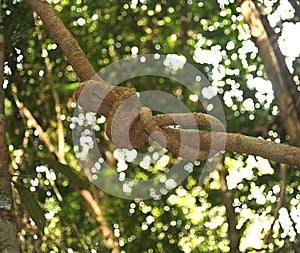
<box><xmin>12</xmin><ymin>82</ymin><xmax>120</xmax><ymax>253</ymax></box>
<box><xmin>33</xmin><ymin>11</ymin><xmax>66</xmax><ymax>164</ymax></box>
<box><xmin>30</xmin><ymin>11</ymin><xmax>120</xmax><ymax>251</ymax></box>
<box><xmin>218</xmin><ymin>164</ymin><xmax>241</xmax><ymax>253</ymax></box>
<box><xmin>262</xmin><ymin>164</ymin><xmax>287</xmax><ymax>246</ymax></box>
<box><xmin>12</xmin><ymin>87</ymin><xmax>58</xmax><ymax>155</ymax></box>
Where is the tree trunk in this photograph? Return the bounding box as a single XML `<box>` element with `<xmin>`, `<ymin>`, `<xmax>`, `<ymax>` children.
<box><xmin>237</xmin><ymin>2</ymin><xmax>300</xmax><ymax>251</ymax></box>
<box><xmin>237</xmin><ymin>0</ymin><xmax>300</xmax><ymax>147</ymax></box>
<box><xmin>0</xmin><ymin>1</ymin><xmax>20</xmax><ymax>252</ymax></box>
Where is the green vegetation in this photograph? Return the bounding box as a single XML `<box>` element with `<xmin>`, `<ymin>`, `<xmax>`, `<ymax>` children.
<box><xmin>0</xmin><ymin>0</ymin><xmax>299</xmax><ymax>252</ymax></box>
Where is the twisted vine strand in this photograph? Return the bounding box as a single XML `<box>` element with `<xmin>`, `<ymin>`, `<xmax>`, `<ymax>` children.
<box><xmin>76</xmin><ymin>81</ymin><xmax>300</xmax><ymax>167</ymax></box>
<box><xmin>26</xmin><ymin>0</ymin><xmax>300</xmax><ymax>168</ymax></box>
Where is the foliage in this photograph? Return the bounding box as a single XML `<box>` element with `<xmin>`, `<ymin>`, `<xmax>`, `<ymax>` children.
<box><xmin>2</xmin><ymin>0</ymin><xmax>300</xmax><ymax>252</ymax></box>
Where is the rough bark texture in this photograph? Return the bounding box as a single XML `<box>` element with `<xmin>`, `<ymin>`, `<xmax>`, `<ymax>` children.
<box><xmin>26</xmin><ymin>0</ymin><xmax>98</xmax><ymax>82</ymax></box>
<box><xmin>155</xmin><ymin>127</ymin><xmax>300</xmax><ymax>166</ymax></box>
<box><xmin>0</xmin><ymin>1</ymin><xmax>20</xmax><ymax>251</ymax></box>
<box><xmin>24</xmin><ymin>1</ymin><xmax>300</xmax><ymax>253</ymax></box>
<box><xmin>225</xmin><ymin>133</ymin><xmax>300</xmax><ymax>167</ymax></box>
<box><xmin>0</xmin><ymin>4</ymin><xmax>11</xmax><ymax>212</ymax></box>
<box><xmin>26</xmin><ymin>0</ymin><xmax>300</xmax><ymax>168</ymax></box>
<box><xmin>0</xmin><ymin>219</ymin><xmax>19</xmax><ymax>253</ymax></box>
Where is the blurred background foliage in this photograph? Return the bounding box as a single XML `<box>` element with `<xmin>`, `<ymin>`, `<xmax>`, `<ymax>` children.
<box><xmin>2</xmin><ymin>0</ymin><xmax>300</xmax><ymax>252</ymax></box>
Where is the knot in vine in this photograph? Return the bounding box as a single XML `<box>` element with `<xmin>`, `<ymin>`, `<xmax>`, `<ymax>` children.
<box><xmin>74</xmin><ymin>80</ymin><xmax>227</xmax><ymax>161</ymax></box>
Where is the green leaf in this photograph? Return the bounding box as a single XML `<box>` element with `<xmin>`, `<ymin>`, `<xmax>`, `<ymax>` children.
<box><xmin>43</xmin><ymin>158</ymin><xmax>89</xmax><ymax>189</ymax></box>
<box><xmin>14</xmin><ymin>184</ymin><xmax>46</xmax><ymax>232</ymax></box>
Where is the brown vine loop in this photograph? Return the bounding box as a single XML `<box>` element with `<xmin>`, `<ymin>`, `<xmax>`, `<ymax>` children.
<box><xmin>75</xmin><ymin>80</ymin><xmax>113</xmax><ymax>117</ymax></box>
<box><xmin>75</xmin><ymin>81</ymin><xmax>149</xmax><ymax>149</ymax></box>
<box><xmin>152</xmin><ymin>113</ymin><xmax>225</xmax><ymax>132</ymax></box>
<box><xmin>105</xmin><ymin>87</ymin><xmax>145</xmax><ymax>149</ymax></box>
<box><xmin>75</xmin><ymin>82</ymin><xmax>226</xmax><ymax>160</ymax></box>
<box><xmin>140</xmin><ymin>107</ymin><xmax>210</xmax><ymax>161</ymax></box>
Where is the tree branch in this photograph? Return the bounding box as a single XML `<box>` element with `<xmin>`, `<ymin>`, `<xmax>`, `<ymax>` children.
<box><xmin>25</xmin><ymin>4</ymin><xmax>120</xmax><ymax>251</ymax></box>
<box><xmin>287</xmin><ymin>0</ymin><xmax>300</xmax><ymax>18</ymax></box>
<box><xmin>237</xmin><ymin>0</ymin><xmax>300</xmax><ymax>146</ymax></box>
<box><xmin>12</xmin><ymin>88</ymin><xmax>120</xmax><ymax>252</ymax></box>
<box><xmin>256</xmin><ymin>2</ymin><xmax>300</xmax><ymax>124</ymax></box>
<box><xmin>217</xmin><ymin>164</ymin><xmax>241</xmax><ymax>253</ymax></box>
<box><xmin>33</xmin><ymin>11</ymin><xmax>66</xmax><ymax>163</ymax></box>
<box><xmin>12</xmin><ymin>88</ymin><xmax>58</xmax><ymax>155</ymax></box>
<box><xmin>262</xmin><ymin>164</ymin><xmax>287</xmax><ymax>246</ymax></box>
